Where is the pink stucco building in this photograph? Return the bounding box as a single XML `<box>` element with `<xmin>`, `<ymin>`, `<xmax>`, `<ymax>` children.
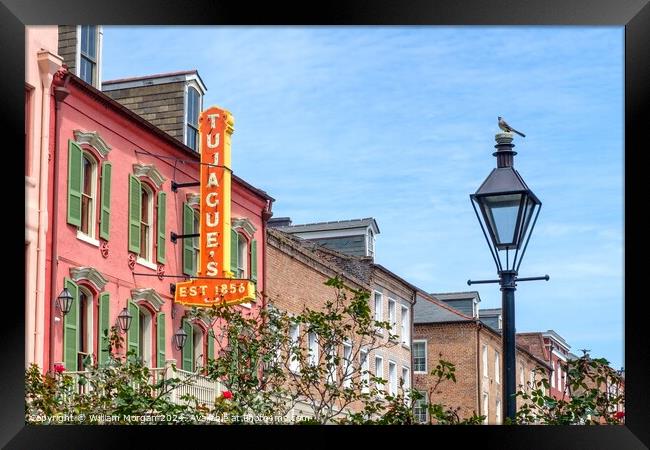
<box><xmin>37</xmin><ymin>65</ymin><xmax>273</xmax><ymax>374</ymax></box>
<box><xmin>25</xmin><ymin>26</ymin><xmax>64</xmax><ymax>369</ymax></box>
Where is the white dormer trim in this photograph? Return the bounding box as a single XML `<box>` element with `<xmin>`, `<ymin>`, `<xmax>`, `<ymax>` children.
<box><xmin>132</xmin><ymin>163</ymin><xmax>166</xmax><ymax>189</ymax></box>
<box><xmin>130</xmin><ymin>288</ymin><xmax>165</xmax><ymax>312</ymax></box>
<box><xmin>69</xmin><ymin>266</ymin><xmax>108</xmax><ymax>291</ymax></box>
<box><xmin>102</xmin><ymin>72</ymin><xmax>207</xmax><ymax>94</ymax></box>
<box><xmin>73</xmin><ymin>130</ymin><xmax>111</xmax><ymax>157</ymax></box>
<box><xmin>291</xmin><ymin>228</ymin><xmax>368</xmax><ymax>240</ymax></box>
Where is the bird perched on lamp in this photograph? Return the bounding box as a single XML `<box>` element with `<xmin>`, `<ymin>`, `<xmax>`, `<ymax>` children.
<box><xmin>498</xmin><ymin>116</ymin><xmax>526</xmax><ymax>137</ymax></box>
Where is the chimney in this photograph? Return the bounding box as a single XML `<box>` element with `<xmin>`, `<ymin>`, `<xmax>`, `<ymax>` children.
<box><xmin>268</xmin><ymin>217</ymin><xmax>292</xmax><ymax>228</ymax></box>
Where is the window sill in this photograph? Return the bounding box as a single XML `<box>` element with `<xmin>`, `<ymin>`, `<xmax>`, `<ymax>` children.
<box><xmin>414</xmin><ymin>371</ymin><xmax>427</xmax><ymax>375</ymax></box>
<box><xmin>77</xmin><ymin>231</ymin><xmax>100</xmax><ymax>247</ymax></box>
<box><xmin>136</xmin><ymin>257</ymin><xmax>158</xmax><ymax>271</ymax></box>
<box><xmin>401</xmin><ymin>343</ymin><xmax>410</xmax><ymax>350</ymax></box>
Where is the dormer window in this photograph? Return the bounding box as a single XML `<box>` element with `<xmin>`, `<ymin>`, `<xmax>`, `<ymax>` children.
<box><xmin>79</xmin><ymin>25</ymin><xmax>98</xmax><ymax>85</ymax></box>
<box><xmin>367</xmin><ymin>229</ymin><xmax>375</xmax><ymax>257</ymax></box>
<box><xmin>186</xmin><ymin>86</ymin><xmax>201</xmax><ymax>151</ymax></box>
<box><xmin>498</xmin><ymin>315</ymin><xmax>503</xmax><ymax>330</ymax></box>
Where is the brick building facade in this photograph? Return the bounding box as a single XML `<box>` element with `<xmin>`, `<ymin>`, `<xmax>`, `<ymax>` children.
<box><xmin>413</xmin><ymin>294</ymin><xmax>551</xmax><ymax>424</ymax></box>
<box><xmin>266</xmin><ymin>228</ymin><xmax>416</xmax><ymax>418</ymax></box>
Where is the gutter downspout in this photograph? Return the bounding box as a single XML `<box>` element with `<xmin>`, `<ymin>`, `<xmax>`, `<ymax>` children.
<box><xmin>33</xmin><ymin>51</ymin><xmax>63</xmax><ymax>369</ymax></box>
<box><xmin>476</xmin><ymin>321</ymin><xmax>482</xmax><ymax>417</ymax></box>
<box><xmin>261</xmin><ymin>199</ymin><xmax>274</xmax><ymax>311</ymax></box>
<box><xmin>48</xmin><ymin>68</ymin><xmax>70</xmax><ymax>371</ymax></box>
<box><xmin>411</xmin><ymin>290</ymin><xmax>416</xmax><ymax>392</ymax></box>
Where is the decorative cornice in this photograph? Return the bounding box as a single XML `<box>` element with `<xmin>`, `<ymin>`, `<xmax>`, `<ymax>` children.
<box><xmin>69</xmin><ymin>267</ymin><xmax>108</xmax><ymax>291</ymax></box>
<box><xmin>232</xmin><ymin>217</ymin><xmax>257</xmax><ymax>238</ymax></box>
<box><xmin>132</xmin><ymin>163</ymin><xmax>166</xmax><ymax>189</ymax></box>
<box><xmin>186</xmin><ymin>193</ymin><xmax>200</xmax><ymax>207</ymax></box>
<box><xmin>73</xmin><ymin>130</ymin><xmax>111</xmax><ymax>157</ymax></box>
<box><xmin>130</xmin><ymin>288</ymin><xmax>165</xmax><ymax>312</ymax></box>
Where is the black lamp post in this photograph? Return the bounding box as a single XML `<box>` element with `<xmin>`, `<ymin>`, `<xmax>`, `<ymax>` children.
<box><xmin>173</xmin><ymin>326</ymin><xmax>188</xmax><ymax>351</ymax></box>
<box><xmin>56</xmin><ymin>287</ymin><xmax>74</xmax><ymax>316</ymax></box>
<box><xmin>117</xmin><ymin>307</ymin><xmax>133</xmax><ymax>333</ymax></box>
<box><xmin>469</xmin><ymin>131</ymin><xmax>548</xmax><ymax>422</ymax></box>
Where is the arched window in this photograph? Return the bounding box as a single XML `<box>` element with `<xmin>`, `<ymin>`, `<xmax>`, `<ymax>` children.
<box><xmin>129</xmin><ymin>168</ymin><xmax>166</xmax><ymax>269</ymax></box>
<box><xmin>80</xmin><ymin>152</ymin><xmax>97</xmax><ymax>238</ymax></box>
<box><xmin>77</xmin><ymin>286</ymin><xmax>94</xmax><ymax>368</ymax></box>
<box><xmin>193</xmin><ymin>324</ymin><xmax>204</xmax><ymax>371</ymax></box>
<box><xmin>193</xmin><ymin>210</ymin><xmax>200</xmax><ymax>273</ymax></box>
<box><xmin>140</xmin><ymin>185</ymin><xmax>153</xmax><ymax>261</ymax></box>
<box><xmin>138</xmin><ymin>306</ymin><xmax>153</xmax><ymax>367</ymax></box>
<box><xmin>237</xmin><ymin>232</ymin><xmax>248</xmax><ymax>279</ymax></box>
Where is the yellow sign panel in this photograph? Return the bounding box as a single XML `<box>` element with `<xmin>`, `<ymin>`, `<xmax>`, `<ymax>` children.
<box><xmin>175</xmin><ymin>106</ymin><xmax>255</xmax><ymax>307</ymax></box>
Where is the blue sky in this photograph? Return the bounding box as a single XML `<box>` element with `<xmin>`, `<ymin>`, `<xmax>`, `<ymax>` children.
<box><xmin>102</xmin><ymin>27</ymin><xmax>624</xmax><ymax>369</ymax></box>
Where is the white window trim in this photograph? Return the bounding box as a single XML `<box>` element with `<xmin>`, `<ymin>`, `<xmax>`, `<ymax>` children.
<box><xmin>400</xmin><ymin>305</ymin><xmax>410</xmax><ymax>347</ymax></box>
<box><xmin>192</xmin><ymin>323</ymin><xmax>204</xmax><ymax>371</ymax></box>
<box><xmin>413</xmin><ymin>340</ymin><xmax>427</xmax><ymax>374</ymax></box>
<box><xmin>387</xmin><ymin>298</ymin><xmax>396</xmax><ymax>332</ymax></box>
<box><xmin>375</xmin><ymin>355</ymin><xmax>384</xmax><ymax>392</ymax></box>
<box><xmin>483</xmin><ymin>392</ymin><xmax>489</xmax><ymax>424</ymax></box>
<box><xmin>388</xmin><ymin>361</ymin><xmax>397</xmax><ymax>396</ymax></box>
<box><xmin>551</xmin><ymin>361</ymin><xmax>556</xmax><ymax>388</ymax></box>
<box><xmin>308</xmin><ymin>331</ymin><xmax>319</xmax><ymax>367</ymax></box>
<box><xmin>496</xmin><ymin>399</ymin><xmax>502</xmax><ymax>424</ymax></box>
<box><xmin>343</xmin><ymin>341</ymin><xmax>353</xmax><ymax>388</ymax></box>
<box><xmin>136</xmin><ymin>257</ymin><xmax>158</xmax><ymax>271</ymax></box>
<box><xmin>414</xmin><ymin>390</ymin><xmax>428</xmax><ymax>423</ymax></box>
<box><xmin>289</xmin><ymin>323</ymin><xmax>300</xmax><ymax>374</ymax></box>
<box><xmin>79</xmin><ymin>151</ymin><xmax>98</xmax><ymax>241</ymax></box>
<box><xmin>402</xmin><ymin>366</ymin><xmax>411</xmax><ymax>404</ymax></box>
<box><xmin>139</xmin><ymin>307</ymin><xmax>152</xmax><ymax>368</ymax></box>
<box><xmin>184</xmin><ymin>82</ymin><xmax>203</xmax><ymax>149</ymax></box>
<box><xmin>367</xmin><ymin>229</ymin><xmax>375</xmax><ymax>257</ymax></box>
<box><xmin>237</xmin><ymin>233</ymin><xmax>248</xmax><ymax>279</ymax></box>
<box><xmin>373</xmin><ymin>291</ymin><xmax>383</xmax><ymax>335</ymax></box>
<box><xmin>77</xmin><ymin>286</ymin><xmax>94</xmax><ymax>360</ymax></box>
<box><xmin>75</xmin><ymin>25</ymin><xmax>103</xmax><ymax>87</ymax></box>
<box><xmin>482</xmin><ymin>344</ymin><xmax>489</xmax><ymax>378</ymax></box>
<box><xmin>326</xmin><ymin>344</ymin><xmax>337</xmax><ymax>384</ymax></box>
<box><xmin>360</xmin><ymin>348</ymin><xmax>369</xmax><ymax>393</ymax></box>
<box><xmin>76</xmin><ymin>230</ymin><xmax>100</xmax><ymax>247</ymax></box>
<box><xmin>139</xmin><ymin>183</ymin><xmax>154</xmax><ymax>264</ymax></box>
<box><xmin>495</xmin><ymin>352</ymin><xmax>500</xmax><ymax>384</ymax></box>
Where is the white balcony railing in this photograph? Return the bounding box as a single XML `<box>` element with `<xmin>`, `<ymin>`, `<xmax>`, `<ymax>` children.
<box><xmin>61</xmin><ymin>362</ymin><xmax>224</xmax><ymax>409</ymax></box>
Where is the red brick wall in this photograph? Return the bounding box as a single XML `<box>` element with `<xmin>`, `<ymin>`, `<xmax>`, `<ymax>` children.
<box><xmin>413</xmin><ymin>322</ymin><xmax>479</xmax><ymax>421</ymax></box>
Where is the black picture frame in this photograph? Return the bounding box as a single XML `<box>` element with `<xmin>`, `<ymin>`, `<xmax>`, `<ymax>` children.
<box><xmin>3</xmin><ymin>0</ymin><xmax>647</xmax><ymax>448</ymax></box>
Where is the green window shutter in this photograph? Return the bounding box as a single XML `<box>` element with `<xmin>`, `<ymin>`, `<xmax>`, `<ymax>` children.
<box><xmin>128</xmin><ymin>175</ymin><xmax>142</xmax><ymax>253</ymax></box>
<box><xmin>157</xmin><ymin>191</ymin><xmax>166</xmax><ymax>264</ymax></box>
<box><xmin>157</xmin><ymin>313</ymin><xmax>166</xmax><ymax>368</ymax></box>
<box><xmin>182</xmin><ymin>203</ymin><xmax>195</xmax><ymax>276</ymax></box>
<box><xmin>99</xmin><ymin>162</ymin><xmax>112</xmax><ymax>240</ymax></box>
<box><xmin>251</xmin><ymin>239</ymin><xmax>258</xmax><ymax>282</ymax></box>
<box><xmin>230</xmin><ymin>229</ymin><xmax>238</xmax><ymax>276</ymax></box>
<box><xmin>182</xmin><ymin>319</ymin><xmax>194</xmax><ymax>371</ymax></box>
<box><xmin>207</xmin><ymin>330</ymin><xmax>214</xmax><ymax>360</ymax></box>
<box><xmin>67</xmin><ymin>140</ymin><xmax>83</xmax><ymax>227</ymax></box>
<box><xmin>127</xmin><ymin>300</ymin><xmax>140</xmax><ymax>359</ymax></box>
<box><xmin>98</xmin><ymin>292</ymin><xmax>110</xmax><ymax>366</ymax></box>
<box><xmin>63</xmin><ymin>278</ymin><xmax>79</xmax><ymax>371</ymax></box>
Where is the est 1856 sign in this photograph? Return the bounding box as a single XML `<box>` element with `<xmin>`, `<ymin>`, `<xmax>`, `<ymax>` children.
<box><xmin>174</xmin><ymin>106</ymin><xmax>255</xmax><ymax>307</ymax></box>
